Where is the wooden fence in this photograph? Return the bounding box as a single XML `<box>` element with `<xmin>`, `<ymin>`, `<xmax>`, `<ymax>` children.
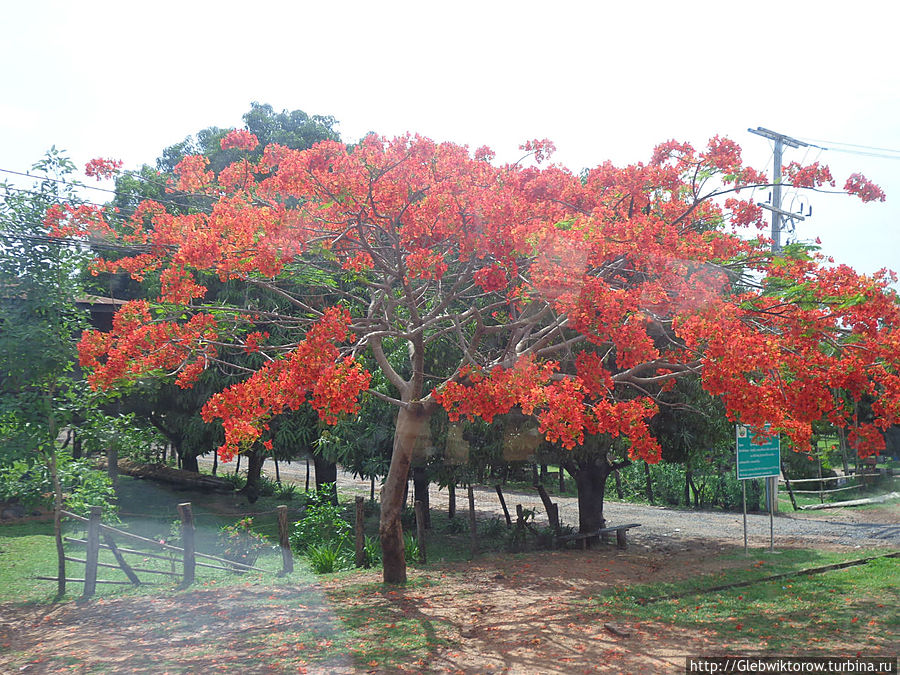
<box><xmin>780</xmin><ymin>471</ymin><xmax>894</xmax><ymax>509</ymax></box>
<box><xmin>38</xmin><ymin>503</ymin><xmax>294</xmax><ymax>599</ymax></box>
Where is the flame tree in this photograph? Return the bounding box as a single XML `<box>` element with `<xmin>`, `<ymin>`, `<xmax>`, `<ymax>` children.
<box><xmin>50</xmin><ymin>132</ymin><xmax>898</xmax><ymax>583</ymax></box>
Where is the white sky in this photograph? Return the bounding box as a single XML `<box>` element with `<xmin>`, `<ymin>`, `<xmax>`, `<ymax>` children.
<box><xmin>2</xmin><ymin>0</ymin><xmax>898</xmax><ymax>276</ymax></box>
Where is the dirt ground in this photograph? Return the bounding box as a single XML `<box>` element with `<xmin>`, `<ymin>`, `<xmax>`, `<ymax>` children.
<box><xmin>2</xmin><ymin>466</ymin><xmax>896</xmax><ymax>674</ymax></box>
<box><xmin>2</xmin><ymin>538</ymin><xmax>895</xmax><ymax>675</ymax></box>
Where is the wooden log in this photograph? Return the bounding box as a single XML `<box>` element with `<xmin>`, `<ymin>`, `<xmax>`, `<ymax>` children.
<box><xmin>177</xmin><ymin>503</ymin><xmax>195</xmax><ymax>586</ymax></box>
<box><xmin>102</xmin><ymin>459</ymin><xmax>234</xmax><ymax>493</ymax></box>
<box><xmin>277</xmin><ymin>505</ymin><xmax>294</xmax><ymax>575</ymax></box>
<box><xmin>354</xmin><ymin>496</ymin><xmax>366</xmax><ymax>568</ymax></box>
<box><xmin>82</xmin><ymin>506</ymin><xmax>102</xmax><ymax>599</ymax></box>
<box><xmin>102</xmin><ymin>533</ymin><xmax>141</xmax><ymax>586</ymax></box>
<box><xmin>414</xmin><ymin>500</ymin><xmax>427</xmax><ymax>564</ymax></box>
<box><xmin>495</xmin><ymin>485</ymin><xmax>512</xmax><ymax>528</ymax></box>
<box><xmin>800</xmin><ymin>492</ymin><xmax>899</xmax><ymax>510</ymax></box>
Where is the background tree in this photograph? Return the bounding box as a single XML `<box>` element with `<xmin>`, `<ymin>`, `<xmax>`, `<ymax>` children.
<box><xmin>85</xmin><ymin>104</ymin><xmax>342</xmax><ymax>490</ymax></box>
<box><xmin>0</xmin><ymin>149</ymin><xmax>93</xmax><ymax>597</ymax></box>
<box><xmin>55</xmin><ymin>132</ymin><xmax>899</xmax><ymax>585</ymax></box>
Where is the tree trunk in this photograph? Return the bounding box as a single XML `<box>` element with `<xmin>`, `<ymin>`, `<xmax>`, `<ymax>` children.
<box><xmin>569</xmin><ymin>455</ymin><xmax>631</xmax><ymax>539</ymax></box>
<box><xmin>572</xmin><ymin>460</ymin><xmax>613</xmax><ymax>535</ymax></box>
<box><xmin>380</xmin><ymin>404</ymin><xmax>429</xmax><ymax>584</ymax></box>
<box><xmin>412</xmin><ymin>465</ymin><xmax>431</xmax><ymax>529</ymax></box>
<box><xmin>643</xmin><ymin>462</ymin><xmax>654</xmax><ymax>504</ymax></box>
<box><xmin>448</xmin><ymin>482</ymin><xmax>456</xmax><ymax>519</ymax></box>
<box><xmin>241</xmin><ymin>449</ymin><xmax>265</xmax><ymax>503</ymax></box>
<box><xmin>313</xmin><ymin>454</ymin><xmax>338</xmax><ymax>504</ymax></box>
<box><xmin>684</xmin><ymin>470</ymin><xmax>692</xmax><ymax>507</ymax></box>
<box><xmin>181</xmin><ymin>452</ymin><xmax>199</xmax><ymax>474</ymax></box>
<box><xmin>107</xmin><ymin>446</ymin><xmax>119</xmax><ymax>491</ymax></box>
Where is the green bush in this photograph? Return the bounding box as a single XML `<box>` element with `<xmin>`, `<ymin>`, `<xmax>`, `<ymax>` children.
<box><xmin>363</xmin><ymin>535</ymin><xmax>381</xmax><ymax>568</ymax></box>
<box><xmin>442</xmin><ymin>515</ymin><xmax>466</xmax><ymax>534</ymax></box>
<box><xmin>255</xmin><ymin>473</ymin><xmax>278</xmax><ymax>497</ymax></box>
<box><xmin>289</xmin><ymin>484</ymin><xmax>351</xmax><ymax>552</ymax></box>
<box><xmin>652</xmin><ymin>463</ymin><xmax>686</xmax><ymax>506</ymax></box>
<box><xmin>0</xmin><ymin>450</ymin><xmax>118</xmax><ymax>520</ymax></box>
<box><xmin>403</xmin><ymin>532</ymin><xmax>420</xmax><ymax>563</ymax></box>
<box><xmin>275</xmin><ymin>482</ymin><xmax>298</xmax><ymax>501</ymax></box>
<box><xmin>217</xmin><ymin>517</ymin><xmax>269</xmax><ymax>570</ymax></box>
<box><xmin>219</xmin><ymin>471</ymin><xmax>247</xmax><ymax>490</ymax></box>
<box><xmin>306</xmin><ymin>541</ymin><xmax>351</xmax><ymax>574</ymax></box>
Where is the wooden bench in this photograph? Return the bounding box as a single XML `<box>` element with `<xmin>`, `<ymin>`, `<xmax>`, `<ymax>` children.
<box><xmin>556</xmin><ymin>523</ymin><xmax>642</xmax><ymax>550</ymax></box>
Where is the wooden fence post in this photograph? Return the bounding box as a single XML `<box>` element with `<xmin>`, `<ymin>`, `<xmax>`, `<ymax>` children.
<box><xmin>495</xmin><ymin>485</ymin><xmax>512</xmax><ymax>528</ymax></box>
<box><xmin>535</xmin><ymin>484</ymin><xmax>561</xmax><ymax>534</ymax></box>
<box><xmin>354</xmin><ymin>496</ymin><xmax>366</xmax><ymax>568</ymax></box>
<box><xmin>82</xmin><ymin>505</ymin><xmax>102</xmax><ymax>599</ymax></box>
<box><xmin>514</xmin><ymin>504</ymin><xmax>526</xmax><ymax>552</ymax></box>
<box><xmin>277</xmin><ymin>505</ymin><xmax>294</xmax><ymax>575</ymax></box>
<box><xmin>414</xmin><ymin>500</ymin><xmax>427</xmax><ymax>564</ymax></box>
<box><xmin>467</xmin><ymin>484</ymin><xmax>477</xmax><ymax>557</ymax></box>
<box><xmin>177</xmin><ymin>503</ymin><xmax>195</xmax><ymax>586</ymax></box>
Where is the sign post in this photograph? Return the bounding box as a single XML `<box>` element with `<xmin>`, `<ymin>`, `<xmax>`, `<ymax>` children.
<box><xmin>736</xmin><ymin>425</ymin><xmax>780</xmax><ymax>553</ymax></box>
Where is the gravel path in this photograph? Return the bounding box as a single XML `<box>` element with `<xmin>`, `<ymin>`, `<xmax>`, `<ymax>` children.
<box><xmin>205</xmin><ymin>456</ymin><xmax>900</xmax><ymax>551</ymax></box>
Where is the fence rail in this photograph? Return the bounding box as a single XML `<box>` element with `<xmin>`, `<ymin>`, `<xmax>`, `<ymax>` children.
<box><xmin>42</xmin><ymin>503</ymin><xmax>294</xmax><ymax>599</ymax></box>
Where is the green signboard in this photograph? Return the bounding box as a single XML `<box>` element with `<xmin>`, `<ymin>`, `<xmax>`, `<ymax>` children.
<box><xmin>736</xmin><ymin>425</ymin><xmax>781</xmax><ymax>479</ymax></box>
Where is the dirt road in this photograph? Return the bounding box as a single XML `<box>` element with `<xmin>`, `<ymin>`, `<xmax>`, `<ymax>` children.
<box><xmin>204</xmin><ymin>456</ymin><xmax>900</xmax><ymax>551</ymax></box>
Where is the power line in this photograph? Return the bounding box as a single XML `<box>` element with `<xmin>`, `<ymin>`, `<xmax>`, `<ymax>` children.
<box><xmin>0</xmin><ymin>166</ymin><xmax>216</xmax><ymax>213</ymax></box>
<box><xmin>0</xmin><ymin>230</ymin><xmax>154</xmax><ymax>254</ymax></box>
<box><xmin>800</xmin><ymin>138</ymin><xmax>900</xmax><ymax>155</ymax></box>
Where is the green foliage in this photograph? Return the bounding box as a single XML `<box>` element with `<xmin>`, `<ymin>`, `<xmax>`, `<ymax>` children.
<box><xmin>480</xmin><ymin>516</ymin><xmax>508</xmax><ymax>539</ymax></box>
<box><xmin>441</xmin><ymin>516</ymin><xmax>466</xmax><ymax>534</ymax></box>
<box><xmin>0</xmin><ymin>449</ymin><xmax>118</xmax><ymax>520</ymax></box>
<box><xmin>651</xmin><ymin>463</ymin><xmax>687</xmax><ymax>506</ymax></box>
<box><xmin>363</xmin><ymin>535</ymin><xmax>381</xmax><ymax>568</ymax></box>
<box><xmin>79</xmin><ymin>405</ymin><xmax>166</xmax><ymax>464</ymax></box>
<box><xmin>274</xmin><ymin>481</ymin><xmax>298</xmax><ymax>501</ymax></box>
<box><xmin>219</xmin><ymin>471</ymin><xmax>247</xmax><ymax>491</ymax></box>
<box><xmin>255</xmin><ymin>473</ymin><xmax>279</xmax><ymax>498</ymax></box>
<box><xmin>289</xmin><ymin>484</ymin><xmax>351</xmax><ymax>552</ymax></box>
<box><xmin>305</xmin><ymin>541</ymin><xmax>351</xmax><ymax>574</ymax></box>
<box><xmin>0</xmin><ymin>149</ymin><xmax>89</xmax><ymax>463</ymax></box>
<box><xmin>403</xmin><ymin>532</ymin><xmax>420</xmax><ymax>564</ymax></box>
<box><xmin>608</xmin><ymin>461</ymin><xmax>762</xmax><ymax>511</ymax></box>
<box><xmin>217</xmin><ymin>517</ymin><xmax>269</xmax><ymax>569</ymax></box>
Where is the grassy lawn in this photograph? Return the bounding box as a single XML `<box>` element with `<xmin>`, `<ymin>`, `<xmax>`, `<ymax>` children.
<box><xmin>598</xmin><ymin>549</ymin><xmax>899</xmax><ymax>653</ymax></box>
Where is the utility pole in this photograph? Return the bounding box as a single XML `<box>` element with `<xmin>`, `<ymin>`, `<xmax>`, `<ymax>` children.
<box><xmin>748</xmin><ymin>127</ymin><xmax>810</xmax><ymax>519</ymax></box>
<box><xmin>748</xmin><ymin>127</ymin><xmax>809</xmax><ymax>251</ymax></box>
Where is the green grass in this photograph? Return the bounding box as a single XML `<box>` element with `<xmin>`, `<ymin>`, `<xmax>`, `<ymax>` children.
<box><xmin>0</xmin><ymin>475</ymin><xmax>297</xmax><ymax>604</ymax></box>
<box><xmin>596</xmin><ymin>548</ymin><xmax>899</xmax><ymax>653</ymax></box>
<box><xmin>0</xmin><ymin>520</ymin><xmax>60</xmax><ymax>603</ymax></box>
